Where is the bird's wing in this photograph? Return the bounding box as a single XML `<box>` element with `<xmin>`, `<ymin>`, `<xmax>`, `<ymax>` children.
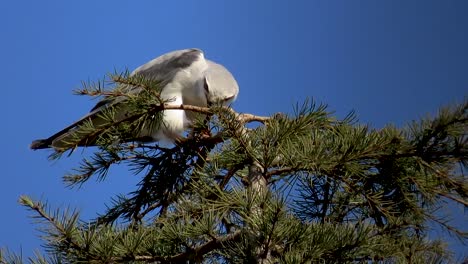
<box><xmin>91</xmin><ymin>48</ymin><xmax>204</xmax><ymax>111</ymax></box>
<box><xmin>131</xmin><ymin>48</ymin><xmax>203</xmax><ymax>83</ymax></box>
<box><xmin>30</xmin><ymin>49</ymin><xmax>205</xmax><ymax>150</ymax></box>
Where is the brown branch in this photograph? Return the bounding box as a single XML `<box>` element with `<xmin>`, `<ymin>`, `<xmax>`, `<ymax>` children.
<box><xmin>162</xmin><ymin>104</ymin><xmax>271</xmax><ymax>125</ymax></box>
<box><xmin>265</xmin><ymin>167</ymin><xmax>295</xmax><ymax>178</ymax></box>
<box><xmin>237</xmin><ymin>112</ymin><xmax>271</xmax><ymax>124</ymax></box>
<box><xmin>261</xmin><ymin>206</ymin><xmax>281</xmax><ymax>260</ymax></box>
<box><xmin>160</xmin><ymin>103</ymin><xmax>212</xmax><ymax>114</ymax></box>
<box><xmin>219</xmin><ymin>164</ymin><xmax>244</xmax><ymax>190</ymax></box>
<box><xmin>433</xmin><ymin>190</ymin><xmax>468</xmax><ymax>207</ymax></box>
<box><xmin>135</xmin><ymin>201</ymin><xmax>163</xmax><ymax>221</ymax></box>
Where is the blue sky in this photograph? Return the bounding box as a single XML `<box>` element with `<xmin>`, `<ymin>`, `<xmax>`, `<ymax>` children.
<box><xmin>1</xmin><ymin>0</ymin><xmax>466</xmax><ymax>258</ymax></box>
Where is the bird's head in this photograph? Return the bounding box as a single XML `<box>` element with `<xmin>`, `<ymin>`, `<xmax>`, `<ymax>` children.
<box><xmin>203</xmin><ymin>60</ymin><xmax>239</xmax><ymax>106</ymax></box>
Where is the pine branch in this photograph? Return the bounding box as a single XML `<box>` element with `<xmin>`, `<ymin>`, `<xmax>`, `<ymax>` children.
<box><xmin>18</xmin><ymin>196</ymin><xmax>82</xmax><ymax>252</ymax></box>
<box><xmin>106</xmin><ymin>230</ymin><xmax>242</xmax><ymax>263</ymax></box>
<box><xmin>21</xmin><ymin>90</ymin><xmax>468</xmax><ymax>262</ymax></box>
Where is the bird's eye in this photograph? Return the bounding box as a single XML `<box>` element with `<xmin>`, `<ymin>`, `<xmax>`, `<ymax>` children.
<box><xmin>203</xmin><ymin>77</ymin><xmax>209</xmax><ymax>94</ymax></box>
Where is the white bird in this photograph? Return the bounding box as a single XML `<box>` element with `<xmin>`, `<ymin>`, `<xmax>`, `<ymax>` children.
<box><xmin>30</xmin><ymin>48</ymin><xmax>239</xmax><ymax>151</ymax></box>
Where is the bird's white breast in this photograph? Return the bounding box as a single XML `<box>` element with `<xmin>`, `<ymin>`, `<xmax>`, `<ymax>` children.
<box><xmin>152</xmin><ymin>53</ymin><xmax>209</xmax><ymax>141</ymax></box>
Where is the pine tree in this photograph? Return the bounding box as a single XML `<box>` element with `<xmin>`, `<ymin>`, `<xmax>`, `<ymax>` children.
<box><xmin>2</xmin><ymin>72</ymin><xmax>467</xmax><ymax>263</ymax></box>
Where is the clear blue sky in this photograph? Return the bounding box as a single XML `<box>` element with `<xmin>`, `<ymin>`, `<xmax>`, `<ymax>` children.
<box><xmin>1</xmin><ymin>0</ymin><xmax>466</xmax><ymax>258</ymax></box>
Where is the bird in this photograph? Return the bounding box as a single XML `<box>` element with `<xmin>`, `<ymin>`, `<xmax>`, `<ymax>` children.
<box><xmin>30</xmin><ymin>48</ymin><xmax>239</xmax><ymax>151</ymax></box>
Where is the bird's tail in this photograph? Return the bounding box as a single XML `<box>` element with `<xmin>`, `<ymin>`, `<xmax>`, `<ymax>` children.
<box><xmin>29</xmin><ymin>112</ymin><xmax>103</xmax><ymax>151</ymax></box>
<box><xmin>29</xmin><ymin>103</ymin><xmax>156</xmax><ymax>151</ymax></box>
<box><xmin>30</xmin><ymin>139</ymin><xmax>51</xmax><ymax>150</ymax></box>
